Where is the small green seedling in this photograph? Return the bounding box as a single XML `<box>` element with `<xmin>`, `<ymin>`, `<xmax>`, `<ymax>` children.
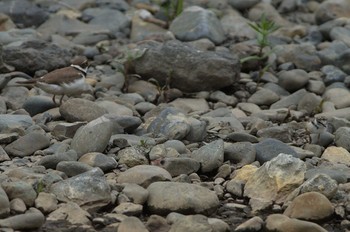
<box><xmin>140</xmin><ymin>139</ymin><xmax>147</xmax><ymax>147</ymax></box>
<box><xmin>156</xmin><ymin>0</ymin><xmax>183</xmax><ymax>26</ymax></box>
<box><xmin>240</xmin><ymin>14</ymin><xmax>280</xmax><ymax>85</ymax></box>
<box><xmin>36</xmin><ymin>180</ymin><xmax>45</xmax><ymax>193</ymax></box>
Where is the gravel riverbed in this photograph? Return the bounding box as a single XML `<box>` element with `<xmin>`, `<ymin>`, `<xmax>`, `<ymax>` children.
<box><xmin>0</xmin><ymin>0</ymin><xmax>349</xmax><ymax>231</ymax></box>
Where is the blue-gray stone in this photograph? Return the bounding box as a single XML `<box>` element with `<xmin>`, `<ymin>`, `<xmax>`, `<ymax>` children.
<box><xmin>5</xmin><ymin>132</ymin><xmax>50</xmax><ymax>157</ymax></box>
<box><xmin>147</xmin><ymin>107</ymin><xmax>190</xmax><ymax>140</ymax></box>
<box><xmin>133</xmin><ymin>40</ymin><xmax>240</xmax><ymax>92</ymax></box>
<box><xmin>49</xmin><ymin>168</ymin><xmax>111</xmax><ymax>209</ymax></box>
<box><xmin>71</xmin><ymin>116</ymin><xmax>114</xmax><ymax>158</ymax></box>
<box><xmin>254</xmin><ymin>138</ymin><xmax>298</xmax><ymax>164</ymax></box>
<box><xmin>0</xmin><ymin>114</ymin><xmax>33</xmax><ymax>132</ymax></box>
<box><xmin>169</xmin><ymin>6</ymin><xmax>226</xmax><ymax>45</ymax></box>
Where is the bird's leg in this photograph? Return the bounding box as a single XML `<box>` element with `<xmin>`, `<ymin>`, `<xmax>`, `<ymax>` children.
<box><xmin>52</xmin><ymin>95</ymin><xmax>57</xmax><ymax>105</ymax></box>
<box><xmin>59</xmin><ymin>95</ymin><xmax>65</xmax><ymax>105</ymax></box>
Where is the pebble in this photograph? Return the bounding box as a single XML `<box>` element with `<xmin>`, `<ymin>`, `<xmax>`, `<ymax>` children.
<box><xmin>224</xmin><ymin>142</ymin><xmax>256</xmax><ymax>167</ymax></box>
<box><xmin>323</xmin><ymin>88</ymin><xmax>350</xmax><ymax>109</ymax></box>
<box><xmin>146</xmin><ymin>214</ymin><xmax>170</xmax><ymax>232</ymax></box>
<box><xmin>210</xmin><ymin>90</ymin><xmax>238</xmax><ymax>106</ymax></box>
<box><xmin>118</xmin><ymin>146</ymin><xmax>149</xmax><ymax>167</ymax></box>
<box><xmin>321</xmin><ymin>146</ymin><xmax>350</xmax><ymax>166</ymax></box>
<box><xmin>83</xmin><ymin>8</ymin><xmax>130</xmax><ymax>36</ymax></box>
<box><xmin>128</xmin><ymin>80</ymin><xmax>159</xmax><ymax>103</ymax></box>
<box><xmin>270</xmin><ymin>89</ymin><xmax>307</xmax><ymax>109</ymax></box>
<box><xmin>277</xmin><ymin>69</ymin><xmax>310</xmax><ymax>92</ymax></box>
<box><xmin>105</xmin><ymin>114</ymin><xmax>142</xmax><ymax>134</ymax></box>
<box><xmin>22</xmin><ymin>96</ymin><xmax>56</xmax><ymax>116</ymax></box>
<box><xmin>70</xmin><ymin>116</ymin><xmax>114</xmax><ymax>157</ymax></box>
<box><xmin>59</xmin><ymin>98</ymin><xmax>107</xmax><ymax>123</ymax></box>
<box><xmin>225</xmin><ymin>132</ymin><xmax>259</xmax><ymax>143</ymax></box>
<box><xmin>117</xmin><ymin>165</ymin><xmax>172</xmax><ymax>188</ymax></box>
<box><xmin>9</xmin><ymin>198</ymin><xmax>26</xmax><ymax>214</ymax></box>
<box><xmin>78</xmin><ymin>152</ymin><xmax>118</xmax><ymax>172</ymax></box>
<box><xmin>47</xmin><ymin>202</ymin><xmax>91</xmax><ymax>225</ymax></box>
<box><xmin>231</xmin><ymin>164</ymin><xmax>259</xmax><ymax>183</ymax></box>
<box><xmin>297</xmin><ymin>92</ymin><xmax>322</xmax><ymax>114</ymax></box>
<box><xmin>96</xmin><ymin>100</ymin><xmax>132</xmax><ymax>116</ymax></box>
<box><xmin>321</xmin><ymin>65</ymin><xmax>347</xmax><ymax>85</ymax></box>
<box><xmin>0</xmin><ymin>207</ymin><xmax>45</xmax><ymax>230</ymax></box>
<box><xmin>265</xmin><ymin>214</ymin><xmax>327</xmax><ymax>232</ymax></box>
<box><xmin>255</xmin><ymin>138</ymin><xmax>298</xmax><ymax>164</ymax></box>
<box><xmin>56</xmin><ymin>161</ymin><xmax>93</xmax><ymax>177</ymax></box>
<box><xmin>118</xmin><ymin>216</ymin><xmax>149</xmax><ymax>232</ymax></box>
<box><xmin>307</xmin><ymin>80</ymin><xmax>325</xmax><ymax>95</ymax></box>
<box><xmin>228</xmin><ymin>0</ymin><xmax>260</xmax><ymax>11</ymax></box>
<box><xmin>122</xmin><ymin>184</ymin><xmax>149</xmax><ymax>205</ymax></box>
<box><xmin>113</xmin><ymin>202</ymin><xmax>143</xmax><ymax>216</ymax></box>
<box><xmin>5</xmin><ymin>132</ymin><xmax>50</xmax><ymax>157</ymax></box>
<box><xmin>163</xmin><ymin>140</ymin><xmax>187</xmax><ymax>154</ymax></box>
<box><xmin>52</xmin><ymin>121</ymin><xmax>86</xmax><ymax>139</ymax></box>
<box><xmin>191</xmin><ymin>139</ymin><xmax>224</xmax><ymax>173</ymax></box>
<box><xmin>274</xmin><ymin>44</ymin><xmax>322</xmax><ymax>71</ymax></box>
<box><xmin>154</xmin><ymin>157</ymin><xmax>200</xmax><ymax>177</ymax></box>
<box><xmin>2</xmin><ymin>181</ymin><xmax>37</xmax><ymax>207</ymax></box>
<box><xmin>169</xmin><ymin>6</ymin><xmax>226</xmax><ymax>45</ymax></box>
<box><xmin>149</xmin><ymin>144</ymin><xmax>180</xmax><ymax>160</ymax></box>
<box><xmin>247</xmin><ymin>88</ymin><xmax>280</xmax><ymax>106</ymax></box>
<box><xmin>36</xmin><ymin>150</ymin><xmax>78</xmax><ymax>169</ymax></box>
<box><xmin>235</xmin><ymin>216</ymin><xmax>264</xmax><ymax>232</ymax></box>
<box><xmin>334</xmin><ymin>127</ymin><xmax>350</xmax><ymax>151</ymax></box>
<box><xmin>50</xmin><ymin>168</ymin><xmax>111</xmax><ymax>211</ymax></box>
<box><xmin>169</xmin><ymin>214</ymin><xmax>222</xmax><ymax>232</ymax></box>
<box><xmin>257</xmin><ymin>124</ymin><xmax>295</xmax><ymax>143</ymax></box>
<box><xmin>236</xmin><ymin>102</ymin><xmax>261</xmax><ymax>115</ymax></box>
<box><xmin>284</xmin><ymin>192</ymin><xmax>334</xmax><ymax>220</ymax></box>
<box><xmin>34</xmin><ymin>192</ymin><xmax>58</xmax><ymax>214</ymax></box>
<box><xmin>289</xmin><ymin>174</ymin><xmax>338</xmax><ymax>201</ymax></box>
<box><xmin>146</xmin><ymin>107</ymin><xmax>191</xmax><ymax>140</ymax></box>
<box><xmin>226</xmin><ymin>179</ymin><xmax>244</xmax><ymax>198</ymax></box>
<box><xmin>244</xmin><ymin>154</ymin><xmax>306</xmax><ymax>211</ymax></box>
<box><xmin>214</xmin><ymin>163</ymin><xmax>231</xmax><ymax>179</ymax></box>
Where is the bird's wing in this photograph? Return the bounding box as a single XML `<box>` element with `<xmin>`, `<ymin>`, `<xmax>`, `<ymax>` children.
<box><xmin>40</xmin><ymin>67</ymin><xmax>84</xmax><ymax>85</ymax></box>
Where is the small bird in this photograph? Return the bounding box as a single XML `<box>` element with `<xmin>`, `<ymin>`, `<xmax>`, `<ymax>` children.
<box><xmin>306</xmin><ymin>117</ymin><xmax>330</xmax><ymax>134</ymax></box>
<box><xmin>305</xmin><ymin>117</ymin><xmax>332</xmax><ymax>144</ymax></box>
<box><xmin>16</xmin><ymin>56</ymin><xmax>91</xmax><ymax>105</ymax></box>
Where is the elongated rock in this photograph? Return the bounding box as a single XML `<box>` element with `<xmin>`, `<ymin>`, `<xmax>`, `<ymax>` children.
<box><xmin>0</xmin><ymin>208</ymin><xmax>45</xmax><ymax>230</ymax></box>
<box><xmin>71</xmin><ymin>116</ymin><xmax>113</xmax><ymax>158</ymax></box>
<box><xmin>147</xmin><ymin>182</ymin><xmax>219</xmax><ymax>216</ymax></box>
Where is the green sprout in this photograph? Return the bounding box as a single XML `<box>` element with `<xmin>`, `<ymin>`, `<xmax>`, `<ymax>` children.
<box><xmin>140</xmin><ymin>139</ymin><xmax>147</xmax><ymax>147</ymax></box>
<box><xmin>240</xmin><ymin>14</ymin><xmax>280</xmax><ymax>85</ymax></box>
<box><xmin>157</xmin><ymin>0</ymin><xmax>184</xmax><ymax>26</ymax></box>
<box><xmin>36</xmin><ymin>180</ymin><xmax>45</xmax><ymax>193</ymax></box>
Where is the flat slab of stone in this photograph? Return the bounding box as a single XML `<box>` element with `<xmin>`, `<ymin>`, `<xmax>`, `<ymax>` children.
<box><xmin>5</xmin><ymin>132</ymin><xmax>50</xmax><ymax>157</ymax></box>
<box><xmin>147</xmin><ymin>182</ymin><xmax>219</xmax><ymax>216</ymax></box>
<box><xmin>49</xmin><ymin>168</ymin><xmax>111</xmax><ymax>210</ymax></box>
<box><xmin>0</xmin><ymin>114</ymin><xmax>33</xmax><ymax>132</ymax></box>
